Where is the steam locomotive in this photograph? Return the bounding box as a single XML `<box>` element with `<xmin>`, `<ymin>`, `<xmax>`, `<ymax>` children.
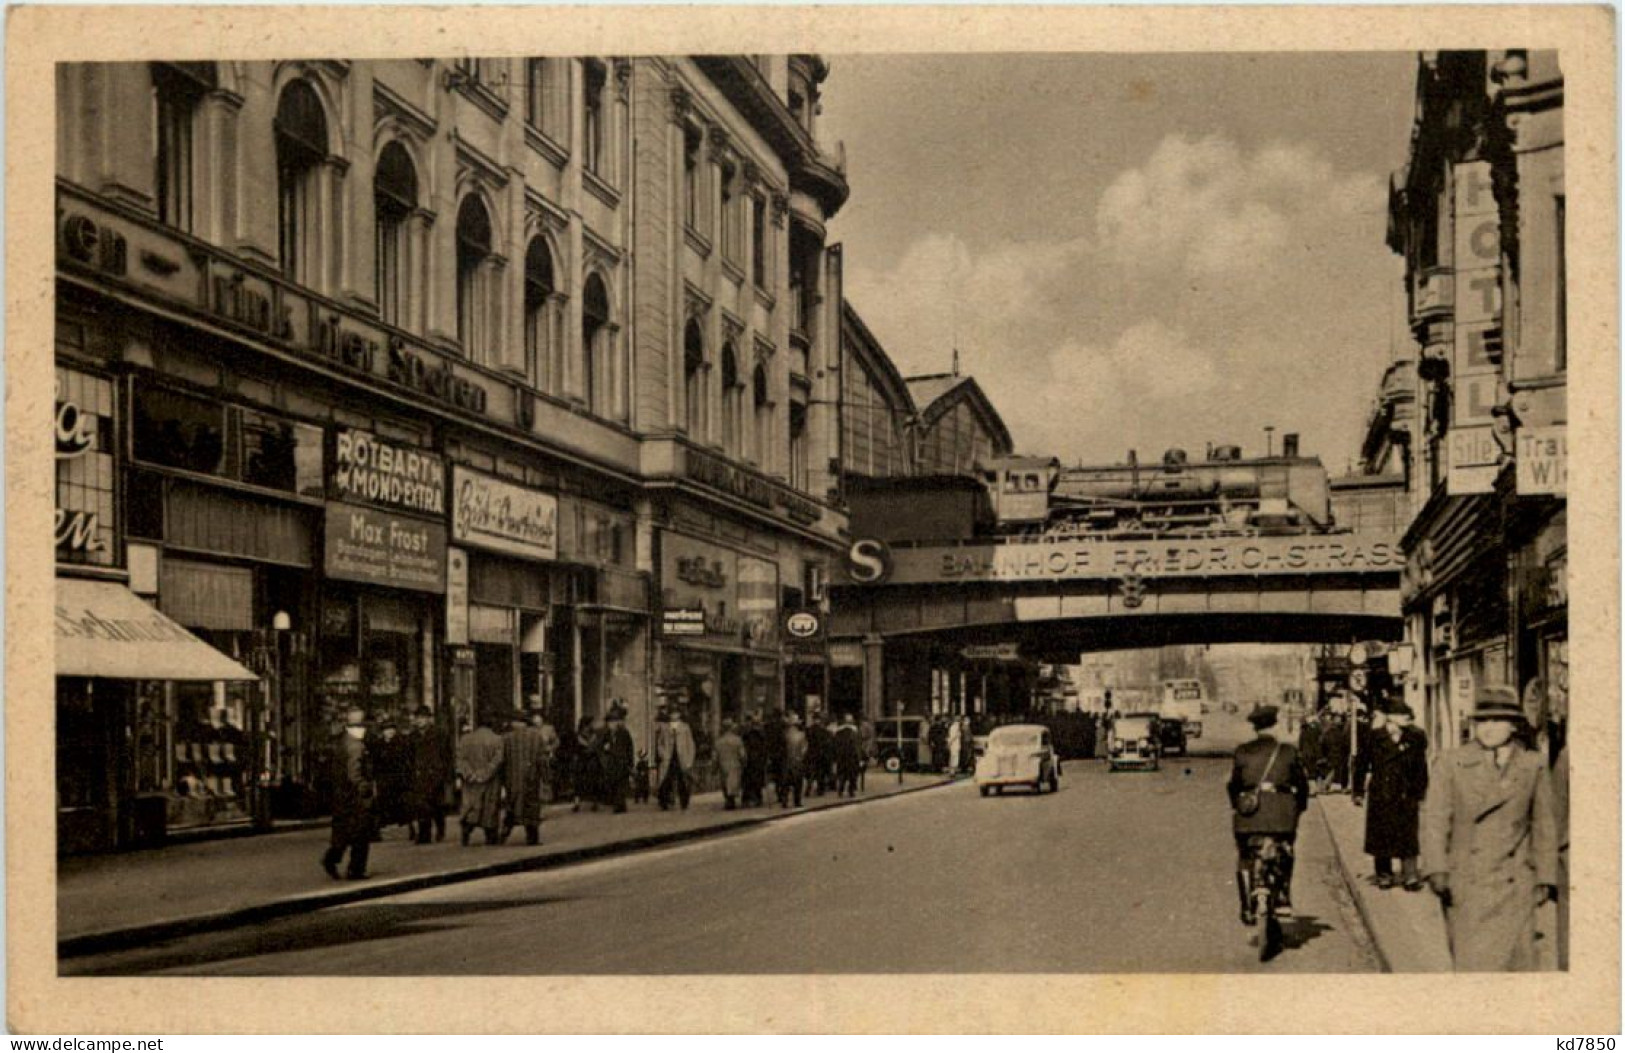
<box><xmin>979</xmin><ymin>441</ymin><xmax>1332</xmax><ymax>539</ymax></box>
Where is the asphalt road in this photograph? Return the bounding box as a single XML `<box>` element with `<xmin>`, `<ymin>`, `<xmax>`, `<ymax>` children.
<box><xmin>67</xmin><ymin>757</ymin><xmax>1379</xmax><ymax>975</ymax></box>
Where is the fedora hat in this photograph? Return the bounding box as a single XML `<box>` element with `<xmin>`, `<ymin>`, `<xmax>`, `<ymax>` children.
<box><xmin>1469</xmin><ymin>686</ymin><xmax>1526</xmax><ymax>722</ymax></box>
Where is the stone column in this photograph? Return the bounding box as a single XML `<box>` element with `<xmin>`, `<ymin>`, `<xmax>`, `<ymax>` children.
<box><xmin>426</xmin><ymin>82</ymin><xmax>460</xmax><ymax>346</ymax></box>
<box><xmin>862</xmin><ymin>633</ymin><xmax>885</xmax><ymax>721</ymax></box>
<box><xmin>233</xmin><ymin>65</ymin><xmax>279</xmax><ymax>267</ymax></box>
<box><xmin>342</xmin><ymin>63</ymin><xmax>375</xmax><ymax>310</ymax></box>
<box><xmin>196</xmin><ymin>89</ymin><xmax>244</xmax><ymax>247</ymax></box>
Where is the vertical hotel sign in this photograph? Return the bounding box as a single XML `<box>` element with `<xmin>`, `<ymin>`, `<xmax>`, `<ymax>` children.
<box><xmin>1448</xmin><ymin>161</ymin><xmax>1504</xmax><ymax>495</ymax></box>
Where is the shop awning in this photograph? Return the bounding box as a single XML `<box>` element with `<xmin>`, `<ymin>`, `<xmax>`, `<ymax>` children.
<box><xmin>56</xmin><ymin>578</ymin><xmax>260</xmax><ymax>682</ymax></box>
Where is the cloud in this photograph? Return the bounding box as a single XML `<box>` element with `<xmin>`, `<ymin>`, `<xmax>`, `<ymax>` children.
<box><xmin>844</xmin><ymin>133</ymin><xmax>1398</xmax><ymax>468</ymax></box>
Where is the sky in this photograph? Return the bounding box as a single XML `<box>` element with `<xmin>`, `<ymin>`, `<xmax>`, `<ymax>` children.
<box><xmin>819</xmin><ymin>52</ymin><xmax>1420</xmax><ymax>470</ymax></box>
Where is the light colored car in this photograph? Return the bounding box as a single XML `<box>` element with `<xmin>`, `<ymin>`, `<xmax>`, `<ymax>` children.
<box><xmin>1108</xmin><ymin>713</ymin><xmax>1161</xmax><ymax>772</ymax></box>
<box><xmin>975</xmin><ymin>724</ymin><xmax>1061</xmax><ymax>796</ymax></box>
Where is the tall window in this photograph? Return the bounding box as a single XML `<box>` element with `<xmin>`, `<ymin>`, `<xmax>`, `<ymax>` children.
<box><xmin>684</xmin><ymin>125</ymin><xmax>703</xmax><ymax>230</ymax></box>
<box><xmin>1555</xmin><ymin>195</ymin><xmax>1566</xmax><ymax>372</ymax></box>
<box><xmin>720</xmin><ymin>342</ymin><xmax>742</xmax><ymax>455</ymax></box>
<box><xmin>584</xmin><ymin>60</ymin><xmax>608</xmax><ymax>177</ymax></box>
<box><xmin>684</xmin><ymin>320</ymin><xmax>705</xmax><ymax>438</ymax></box>
<box><xmin>719</xmin><ymin>160</ymin><xmax>740</xmax><ymax>261</ymax></box>
<box><xmin>524</xmin><ymin>237</ymin><xmax>557</xmax><ymax>391</ymax></box>
<box><xmin>582</xmin><ymin>274</ymin><xmax>611</xmax><ymax>417</ymax></box>
<box><xmin>789</xmin><ymin>400</ymin><xmax>808</xmax><ymax>491</ymax></box>
<box><xmin>751</xmin><ymin>195</ymin><xmax>768</xmax><ymax>287</ymax></box>
<box><xmin>752</xmin><ymin>363</ymin><xmax>772</xmax><ymax>468</ymax></box>
<box><xmin>374</xmin><ymin>142</ymin><xmax>417</xmax><ymax>328</ymax></box>
<box><xmin>275</xmin><ymin>80</ymin><xmax>329</xmax><ymax>285</ymax></box>
<box><xmin>151</xmin><ymin>63</ymin><xmax>213</xmax><ymax>232</ymax></box>
<box><xmin>455</xmin><ymin>195</ymin><xmax>494</xmax><ymax>359</ymax></box>
<box><xmin>525</xmin><ymin>59</ymin><xmax>547</xmax><ymax>129</ymax></box>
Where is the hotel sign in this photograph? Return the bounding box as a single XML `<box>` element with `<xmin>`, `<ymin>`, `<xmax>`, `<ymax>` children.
<box><xmin>848</xmin><ymin>534</ymin><xmax>1403</xmax><ymax>586</ymax></box>
<box><xmin>451</xmin><ymin>466</ymin><xmax>559</xmax><ymax>562</ymax></box>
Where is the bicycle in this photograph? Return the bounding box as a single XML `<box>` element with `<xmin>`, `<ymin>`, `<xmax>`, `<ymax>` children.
<box><xmin>1242</xmin><ymin>832</ymin><xmax>1291</xmax><ymax>961</ymax></box>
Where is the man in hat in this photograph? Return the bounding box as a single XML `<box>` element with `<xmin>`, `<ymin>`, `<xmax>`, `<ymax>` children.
<box><xmin>779</xmin><ymin>712</ymin><xmax>808</xmax><ymax>809</ymax></box>
<box><xmin>407</xmin><ymin>705</ymin><xmax>451</xmax><ymax>844</ymax></box>
<box><xmin>501</xmin><ymin>710</ymin><xmax>550</xmax><ymax>846</ymax></box>
<box><xmin>741</xmin><ymin>710</ymin><xmax>769</xmax><ymax>808</ymax></box>
<box><xmin>657</xmin><ymin>707</ymin><xmax>697</xmax><ymax>811</ymax></box>
<box><xmin>1421</xmin><ymin>687</ymin><xmax>1559</xmax><ymax>971</ymax></box>
<box><xmin>600</xmin><ymin>703</ymin><xmax>636</xmax><ymax>814</ymax></box>
<box><xmin>1354</xmin><ymin>698</ymin><xmax>1430</xmax><ymax>889</ymax></box>
<box><xmin>322</xmin><ymin>707</ymin><xmax>376</xmax><ymax>880</ymax></box>
<box><xmin>456</xmin><ymin>713</ymin><xmax>505</xmax><ymax>845</ymax></box>
<box><xmin>714</xmin><ymin>718</ymin><xmax>747</xmax><ymax>810</ymax></box>
<box><xmin>1227</xmin><ymin>704</ymin><xmax>1310</xmax><ymax>924</ymax></box>
<box><xmin>834</xmin><ymin>712</ymin><xmax>863</xmax><ymax>798</ymax></box>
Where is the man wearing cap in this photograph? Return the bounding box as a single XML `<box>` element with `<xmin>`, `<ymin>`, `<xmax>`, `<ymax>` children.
<box><xmin>322</xmin><ymin>707</ymin><xmax>376</xmax><ymax>880</ymax></box>
<box><xmin>1420</xmin><ymin>686</ymin><xmax>1559</xmax><ymax>971</ymax></box>
<box><xmin>1354</xmin><ymin>699</ymin><xmax>1430</xmax><ymax>890</ymax></box>
<box><xmin>1227</xmin><ymin>704</ymin><xmax>1310</xmax><ymax>924</ymax></box>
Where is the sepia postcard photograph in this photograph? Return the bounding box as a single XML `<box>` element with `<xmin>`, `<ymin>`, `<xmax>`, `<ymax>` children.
<box><xmin>6</xmin><ymin>2</ymin><xmax>1618</xmax><ymax>1036</ymax></box>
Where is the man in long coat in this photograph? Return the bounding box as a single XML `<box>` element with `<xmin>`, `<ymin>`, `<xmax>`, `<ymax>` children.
<box><xmin>1297</xmin><ymin>714</ymin><xmax>1323</xmax><ymax>792</ymax></box>
<box><xmin>501</xmin><ymin>711</ymin><xmax>550</xmax><ymax>845</ymax></box>
<box><xmin>1421</xmin><ymin>687</ymin><xmax>1559</xmax><ymax>971</ymax></box>
<box><xmin>1354</xmin><ymin>702</ymin><xmax>1429</xmax><ymax>889</ymax></box>
<box><xmin>805</xmin><ymin>711</ymin><xmax>832</xmax><ymax>797</ymax></box>
<box><xmin>714</xmin><ymin>719</ymin><xmax>747</xmax><ymax>810</ymax></box>
<box><xmin>658</xmin><ymin>708</ymin><xmax>697</xmax><ymax>810</ymax></box>
<box><xmin>600</xmin><ymin>704</ymin><xmax>635</xmax><ymax>813</ymax></box>
<box><xmin>322</xmin><ymin>707</ymin><xmax>376</xmax><ymax>880</ymax></box>
<box><xmin>833</xmin><ymin>713</ymin><xmax>863</xmax><ymax>797</ymax></box>
<box><xmin>741</xmin><ymin>711</ymin><xmax>769</xmax><ymax>807</ymax></box>
<box><xmin>779</xmin><ymin>713</ymin><xmax>807</xmax><ymax>808</ymax></box>
<box><xmin>457</xmin><ymin>714</ymin><xmax>505</xmax><ymax>845</ymax></box>
<box><xmin>765</xmin><ymin>709</ymin><xmax>788</xmax><ymax>804</ymax></box>
<box><xmin>407</xmin><ymin>706</ymin><xmax>451</xmax><ymax>844</ymax></box>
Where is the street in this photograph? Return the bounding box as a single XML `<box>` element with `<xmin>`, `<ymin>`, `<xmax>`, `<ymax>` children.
<box><xmin>68</xmin><ymin>758</ymin><xmax>1378</xmax><ymax>976</ymax></box>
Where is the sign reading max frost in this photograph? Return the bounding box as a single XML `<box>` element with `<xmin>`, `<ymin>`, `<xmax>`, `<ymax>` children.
<box><xmin>876</xmin><ymin>535</ymin><xmax>1403</xmax><ymax>586</ymax></box>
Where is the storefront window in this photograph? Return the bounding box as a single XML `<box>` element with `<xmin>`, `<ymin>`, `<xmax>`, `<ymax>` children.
<box><xmin>134</xmin><ymin>383</ymin><xmax>323</xmax><ymax>497</ymax></box>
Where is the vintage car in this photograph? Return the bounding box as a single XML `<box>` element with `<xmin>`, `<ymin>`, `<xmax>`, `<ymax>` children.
<box><xmin>975</xmin><ymin>723</ymin><xmax>1061</xmax><ymax>796</ymax></box>
<box><xmin>871</xmin><ymin>715</ymin><xmax>933</xmax><ymax>772</ymax></box>
<box><xmin>1108</xmin><ymin>713</ymin><xmax>1161</xmax><ymax>772</ymax></box>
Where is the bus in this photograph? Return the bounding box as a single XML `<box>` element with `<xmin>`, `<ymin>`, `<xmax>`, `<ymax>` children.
<box><xmin>1160</xmin><ymin>679</ymin><xmax>1207</xmax><ymax>724</ymax></box>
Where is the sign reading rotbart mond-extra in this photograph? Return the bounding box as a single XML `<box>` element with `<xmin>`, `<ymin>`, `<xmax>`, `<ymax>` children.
<box><xmin>864</xmin><ymin>534</ymin><xmax>1402</xmax><ymax>586</ymax></box>
<box><xmin>331</xmin><ymin>428</ymin><xmax>445</xmax><ymax>516</ymax></box>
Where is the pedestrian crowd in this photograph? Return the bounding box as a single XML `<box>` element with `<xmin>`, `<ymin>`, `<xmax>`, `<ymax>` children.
<box><xmin>322</xmin><ymin>700</ymin><xmax>907</xmax><ymax>881</ymax></box>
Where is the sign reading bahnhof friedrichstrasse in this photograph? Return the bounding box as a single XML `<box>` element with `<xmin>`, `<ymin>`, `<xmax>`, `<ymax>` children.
<box><xmin>873</xmin><ymin>534</ymin><xmax>1403</xmax><ymax>586</ymax></box>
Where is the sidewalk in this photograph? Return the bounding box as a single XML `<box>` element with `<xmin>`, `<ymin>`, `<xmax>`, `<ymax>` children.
<box><xmin>59</xmin><ymin>773</ymin><xmax>953</xmax><ymax>957</ymax></box>
<box><xmin>1313</xmin><ymin>791</ymin><xmax>1453</xmax><ymax>972</ymax></box>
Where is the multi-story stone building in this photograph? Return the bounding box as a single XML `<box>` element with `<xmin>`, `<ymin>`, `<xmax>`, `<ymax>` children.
<box><xmin>1385</xmin><ymin>50</ymin><xmax>1566</xmax><ymax>754</ymax></box>
<box><xmin>52</xmin><ymin>54</ymin><xmax>851</xmax><ymax>850</ymax></box>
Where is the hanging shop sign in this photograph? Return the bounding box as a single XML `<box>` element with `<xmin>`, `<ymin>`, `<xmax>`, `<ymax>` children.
<box><xmin>1516</xmin><ymin>425</ymin><xmax>1567</xmax><ymax>497</ymax></box>
<box><xmin>1447</xmin><ymin>425</ymin><xmax>1501</xmax><ymax>496</ymax></box>
<box><xmin>330</xmin><ymin>428</ymin><xmax>446</xmax><ymax>516</ymax></box>
<box><xmin>451</xmin><ymin>466</ymin><xmax>559</xmax><ymax>562</ymax></box>
<box><xmin>783</xmin><ymin>609</ymin><xmax>825</xmax><ymax>642</ymax></box>
<box><xmin>738</xmin><ymin>557</ymin><xmax>780</xmax><ymax>648</ymax></box>
<box><xmin>324</xmin><ymin>502</ymin><xmax>447</xmax><ymax>593</ymax></box>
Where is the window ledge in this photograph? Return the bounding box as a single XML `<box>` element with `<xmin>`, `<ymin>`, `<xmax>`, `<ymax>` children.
<box><xmin>753</xmin><ymin>285</ymin><xmax>776</xmax><ymax>310</ymax></box>
<box><xmin>684</xmin><ymin>226</ymin><xmax>714</xmax><ymax>259</ymax></box>
<box><xmin>452</xmin><ymin>78</ymin><xmax>510</xmax><ymax>124</ymax></box>
<box><xmin>584</xmin><ymin>168</ymin><xmax>622</xmax><ymax>209</ymax></box>
<box><xmin>720</xmin><ymin>257</ymin><xmax>746</xmax><ymax>285</ymax></box>
<box><xmin>524</xmin><ymin>124</ymin><xmax>570</xmax><ymax>168</ymax></box>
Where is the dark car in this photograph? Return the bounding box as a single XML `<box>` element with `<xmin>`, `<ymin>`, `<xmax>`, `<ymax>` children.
<box><xmin>1158</xmin><ymin>718</ymin><xmax>1188</xmax><ymax>757</ymax></box>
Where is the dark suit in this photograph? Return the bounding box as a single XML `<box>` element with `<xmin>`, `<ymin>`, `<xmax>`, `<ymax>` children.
<box><xmin>833</xmin><ymin>724</ymin><xmax>862</xmax><ymax>797</ymax></box>
<box><xmin>600</xmin><ymin>723</ymin><xmax>635</xmax><ymax>813</ymax></box>
<box><xmin>323</xmin><ymin>734</ymin><xmax>375</xmax><ymax>878</ymax></box>
<box><xmin>1354</xmin><ymin>725</ymin><xmax>1429</xmax><ymax>872</ymax></box>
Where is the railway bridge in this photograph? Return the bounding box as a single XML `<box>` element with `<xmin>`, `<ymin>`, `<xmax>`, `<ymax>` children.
<box><xmin>825</xmin><ymin>528</ymin><xmax>1402</xmax><ymax>719</ymax></box>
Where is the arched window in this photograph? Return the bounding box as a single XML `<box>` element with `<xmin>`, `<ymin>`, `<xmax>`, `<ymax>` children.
<box><xmin>683</xmin><ymin>320</ymin><xmax>705</xmax><ymax>438</ymax></box>
<box><xmin>720</xmin><ymin>342</ymin><xmax>742</xmax><ymax>455</ymax></box>
<box><xmin>753</xmin><ymin>362</ymin><xmax>772</xmax><ymax>468</ymax></box>
<box><xmin>523</xmin><ymin>237</ymin><xmax>557</xmax><ymax>392</ymax></box>
<box><xmin>374</xmin><ymin>142</ymin><xmax>417</xmax><ymax>328</ymax></box>
<box><xmin>151</xmin><ymin>62</ymin><xmax>215</xmax><ymax>232</ymax></box>
<box><xmin>455</xmin><ymin>195</ymin><xmax>494</xmax><ymax>359</ymax></box>
<box><xmin>582</xmin><ymin>273</ymin><xmax>611</xmax><ymax>417</ymax></box>
<box><xmin>275</xmin><ymin>80</ymin><xmax>328</xmax><ymax>285</ymax></box>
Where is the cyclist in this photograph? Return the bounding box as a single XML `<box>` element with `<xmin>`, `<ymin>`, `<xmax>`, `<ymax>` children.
<box><xmin>1228</xmin><ymin>704</ymin><xmax>1311</xmax><ymax>924</ymax></box>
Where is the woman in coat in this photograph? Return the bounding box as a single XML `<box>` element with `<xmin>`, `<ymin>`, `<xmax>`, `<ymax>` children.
<box><xmin>1354</xmin><ymin>703</ymin><xmax>1430</xmax><ymax>889</ymax></box>
<box><xmin>714</xmin><ymin>719</ymin><xmax>747</xmax><ymax>810</ymax></box>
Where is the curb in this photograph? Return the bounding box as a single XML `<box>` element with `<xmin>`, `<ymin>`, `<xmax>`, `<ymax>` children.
<box><xmin>1312</xmin><ymin>797</ymin><xmax>1392</xmax><ymax>974</ymax></box>
<box><xmin>60</xmin><ymin>776</ymin><xmax>958</xmax><ymax>959</ymax></box>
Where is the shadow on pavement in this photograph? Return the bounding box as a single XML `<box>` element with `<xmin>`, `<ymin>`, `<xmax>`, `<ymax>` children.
<box><xmin>63</xmin><ymin>897</ymin><xmax>575</xmax><ymax>976</ymax></box>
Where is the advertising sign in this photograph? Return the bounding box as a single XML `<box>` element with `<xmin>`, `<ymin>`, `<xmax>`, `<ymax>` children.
<box><xmin>446</xmin><ymin>546</ymin><xmax>469</xmax><ymax>645</ymax></box>
<box><xmin>782</xmin><ymin>608</ymin><xmax>826</xmax><ymax>651</ymax></box>
<box><xmin>451</xmin><ymin>466</ymin><xmax>559</xmax><ymax>561</ymax></box>
<box><xmin>661</xmin><ymin>607</ymin><xmax>706</xmax><ymax>636</ymax></box>
<box><xmin>330</xmin><ymin>428</ymin><xmax>445</xmax><ymax>516</ymax></box>
<box><xmin>962</xmin><ymin>643</ymin><xmax>1021</xmax><ymax>661</ymax></box>
<box><xmin>1447</xmin><ymin>425</ymin><xmax>1501</xmax><ymax>495</ymax></box>
<box><xmin>324</xmin><ymin>502</ymin><xmax>446</xmax><ymax>592</ymax></box>
<box><xmin>56</xmin><ymin>368</ymin><xmax>118</xmax><ymax>567</ymax></box>
<box><xmin>1516</xmin><ymin>425</ymin><xmax>1567</xmax><ymax>496</ymax></box>
<box><xmin>738</xmin><ymin>557</ymin><xmax>780</xmax><ymax>647</ymax></box>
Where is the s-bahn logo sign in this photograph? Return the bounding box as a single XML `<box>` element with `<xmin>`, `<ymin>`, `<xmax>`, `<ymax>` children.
<box><xmin>846</xmin><ymin>538</ymin><xmax>894</xmax><ymax>585</ymax></box>
<box><xmin>868</xmin><ymin>535</ymin><xmax>1402</xmax><ymax>586</ymax></box>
